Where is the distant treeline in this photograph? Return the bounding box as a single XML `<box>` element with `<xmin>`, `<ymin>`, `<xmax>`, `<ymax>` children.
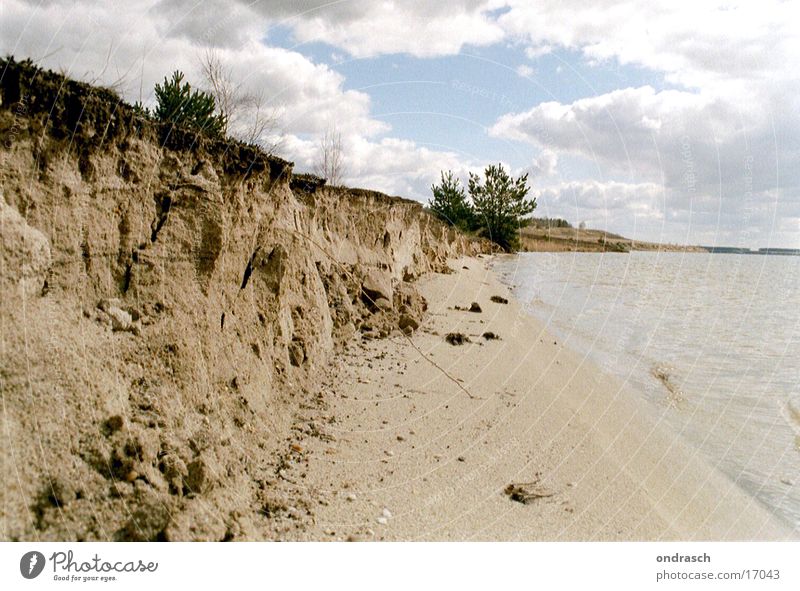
<box><xmin>702</xmin><ymin>246</ymin><xmax>800</xmax><ymax>256</ymax></box>
<box><xmin>525</xmin><ymin>217</ymin><xmax>572</xmax><ymax>229</ymax></box>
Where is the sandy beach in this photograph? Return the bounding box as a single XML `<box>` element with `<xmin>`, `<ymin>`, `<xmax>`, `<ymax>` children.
<box><xmin>290</xmin><ymin>255</ymin><xmax>794</xmax><ymax>541</ymax></box>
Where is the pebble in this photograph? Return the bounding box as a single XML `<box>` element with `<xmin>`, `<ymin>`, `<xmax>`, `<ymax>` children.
<box><xmin>780</xmin><ymin>477</ymin><xmax>794</xmax><ymax>486</ymax></box>
<box><xmin>457</xmin><ymin>456</ymin><xmax>466</xmax><ymax>462</ymax></box>
<box><xmin>376</xmin><ymin>517</ymin><xmax>388</xmax><ymax>525</ymax></box>
<box><xmin>396</xmin><ymin>435</ymin><xmax>406</xmax><ymax>442</ymax></box>
<box><xmin>384</xmin><ymin>450</ymin><xmax>394</xmax><ymax>457</ymax></box>
<box><xmin>382</xmin><ymin>508</ymin><xmax>392</xmax><ymax>519</ymax></box>
<box><xmin>346</xmin><ymin>493</ymin><xmax>357</xmax><ymax>502</ymax></box>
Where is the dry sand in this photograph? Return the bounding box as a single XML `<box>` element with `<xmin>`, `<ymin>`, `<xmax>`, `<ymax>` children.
<box><xmin>290</xmin><ymin>255</ymin><xmax>795</xmax><ymax>541</ymax></box>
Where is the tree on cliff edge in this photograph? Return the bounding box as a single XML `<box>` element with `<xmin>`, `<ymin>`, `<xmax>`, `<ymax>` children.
<box><xmin>469</xmin><ymin>164</ymin><xmax>536</xmax><ymax>251</ymax></box>
<box><xmin>154</xmin><ymin>71</ymin><xmax>227</xmax><ymax>139</ymax></box>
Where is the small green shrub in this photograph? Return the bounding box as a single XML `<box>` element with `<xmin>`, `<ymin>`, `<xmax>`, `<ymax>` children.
<box><xmin>153</xmin><ymin>71</ymin><xmax>226</xmax><ymax>138</ymax></box>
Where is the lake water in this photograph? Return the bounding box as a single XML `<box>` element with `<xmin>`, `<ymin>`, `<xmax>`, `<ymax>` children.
<box><xmin>493</xmin><ymin>251</ymin><xmax>800</xmax><ymax>528</ymax></box>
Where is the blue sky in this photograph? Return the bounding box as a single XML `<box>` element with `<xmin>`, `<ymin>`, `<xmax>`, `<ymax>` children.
<box><xmin>283</xmin><ymin>25</ymin><xmax>672</xmax><ymax>179</ymax></box>
<box><xmin>3</xmin><ymin>1</ymin><xmax>798</xmax><ymax>247</ymax></box>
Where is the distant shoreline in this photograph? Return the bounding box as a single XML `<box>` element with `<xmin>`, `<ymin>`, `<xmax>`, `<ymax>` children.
<box><xmin>700</xmin><ymin>247</ymin><xmax>800</xmax><ymax>256</ymax></box>
<box><xmin>519</xmin><ymin>226</ymin><xmax>705</xmax><ymax>253</ymax></box>
<box><xmin>519</xmin><ymin>226</ymin><xmax>799</xmax><ymax>255</ymax></box>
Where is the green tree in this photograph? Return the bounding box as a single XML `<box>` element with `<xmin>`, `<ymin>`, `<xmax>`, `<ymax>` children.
<box><xmin>468</xmin><ymin>163</ymin><xmax>536</xmax><ymax>251</ymax></box>
<box><xmin>154</xmin><ymin>71</ymin><xmax>226</xmax><ymax>138</ymax></box>
<box><xmin>429</xmin><ymin>170</ymin><xmax>474</xmax><ymax>231</ymax></box>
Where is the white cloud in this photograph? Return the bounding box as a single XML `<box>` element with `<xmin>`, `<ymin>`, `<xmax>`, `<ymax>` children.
<box><xmin>515</xmin><ymin>64</ymin><xmax>535</xmax><ymax>78</ymax></box>
<box><xmin>209</xmin><ymin>43</ymin><xmax>387</xmax><ymax>137</ymax></box>
<box><xmin>153</xmin><ymin>0</ymin><xmax>266</xmax><ymax>49</ymax></box>
<box><xmin>490</xmin><ymin>86</ymin><xmax>721</xmax><ymax>181</ymax></box>
<box><xmin>524</xmin><ymin>45</ymin><xmax>552</xmax><ymax>60</ymax></box>
<box><xmin>283</xmin><ymin>133</ymin><xmax>478</xmax><ymax>200</ymax></box>
<box><xmin>535</xmin><ymin>180</ymin><xmax>663</xmax><ymax>217</ymax></box>
<box><xmin>530</xmin><ymin>180</ymin><xmax>800</xmax><ymax>247</ymax></box>
<box><xmin>529</xmin><ymin>149</ymin><xmax>558</xmax><ymax>178</ymax></box>
<box><xmin>245</xmin><ymin>0</ymin><xmax>506</xmax><ymax>58</ymax></box>
<box><xmin>499</xmin><ymin>0</ymin><xmax>800</xmax><ymax>93</ymax></box>
<box><xmin>0</xmin><ymin>0</ymin><xmax>387</xmax><ymax>138</ymax></box>
<box><xmin>494</xmin><ymin>83</ymin><xmax>798</xmax><ymax>193</ymax></box>
<box><xmin>490</xmin><ymin>83</ymin><xmax>800</xmax><ymax>245</ymax></box>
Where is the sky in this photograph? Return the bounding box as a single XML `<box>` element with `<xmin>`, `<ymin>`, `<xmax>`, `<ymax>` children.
<box><xmin>2</xmin><ymin>0</ymin><xmax>799</xmax><ymax>247</ymax></box>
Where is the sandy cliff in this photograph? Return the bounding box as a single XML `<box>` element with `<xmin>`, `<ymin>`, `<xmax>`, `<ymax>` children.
<box><xmin>0</xmin><ymin>58</ymin><xmax>487</xmax><ymax>541</ymax></box>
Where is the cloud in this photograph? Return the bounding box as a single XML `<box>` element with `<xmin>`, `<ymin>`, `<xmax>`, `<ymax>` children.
<box><xmin>0</xmin><ymin>0</ymin><xmax>387</xmax><ymax>138</ymax></box>
<box><xmin>515</xmin><ymin>64</ymin><xmax>535</xmax><ymax>78</ymax></box>
<box><xmin>490</xmin><ymin>83</ymin><xmax>800</xmax><ymax>244</ymax></box>
<box><xmin>244</xmin><ymin>0</ymin><xmax>506</xmax><ymax>58</ymax></box>
<box><xmin>498</xmin><ymin>0</ymin><xmax>800</xmax><ymax>92</ymax></box>
<box><xmin>489</xmin><ymin>86</ymin><xmax>726</xmax><ymax>184</ymax></box>
<box><xmin>530</xmin><ymin>180</ymin><xmax>800</xmax><ymax>247</ymax></box>
<box><xmin>524</xmin><ymin>45</ymin><xmax>552</xmax><ymax>60</ymax></box>
<box><xmin>534</xmin><ymin>180</ymin><xmax>664</xmax><ymax>220</ymax></box>
<box><xmin>153</xmin><ymin>0</ymin><xmax>266</xmax><ymax>49</ymax></box>
<box><xmin>529</xmin><ymin>149</ymin><xmax>558</xmax><ymax>177</ymax></box>
<box><xmin>282</xmin><ymin>133</ymin><xmax>477</xmax><ymax>200</ymax></box>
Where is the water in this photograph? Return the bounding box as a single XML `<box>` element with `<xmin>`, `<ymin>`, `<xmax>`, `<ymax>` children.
<box><xmin>493</xmin><ymin>251</ymin><xmax>800</xmax><ymax>527</ymax></box>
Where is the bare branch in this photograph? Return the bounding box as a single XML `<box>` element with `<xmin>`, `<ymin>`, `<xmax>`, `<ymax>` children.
<box><xmin>198</xmin><ymin>48</ymin><xmax>283</xmax><ymax>152</ymax></box>
<box><xmin>238</xmin><ymin>88</ymin><xmax>283</xmax><ymax>154</ymax></box>
<box><xmin>199</xmin><ymin>48</ymin><xmax>235</xmax><ymax>135</ymax></box>
<box><xmin>314</xmin><ymin>127</ymin><xmax>346</xmax><ymax>187</ymax></box>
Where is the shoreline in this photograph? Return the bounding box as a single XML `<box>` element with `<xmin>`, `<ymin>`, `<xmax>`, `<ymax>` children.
<box><xmin>519</xmin><ymin>226</ymin><xmax>707</xmax><ymax>253</ymax></box>
<box><xmin>289</xmin><ymin>255</ymin><xmax>794</xmax><ymax>540</ymax></box>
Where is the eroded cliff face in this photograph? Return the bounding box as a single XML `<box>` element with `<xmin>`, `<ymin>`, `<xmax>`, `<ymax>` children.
<box><xmin>0</xmin><ymin>59</ymin><xmax>486</xmax><ymax>541</ymax></box>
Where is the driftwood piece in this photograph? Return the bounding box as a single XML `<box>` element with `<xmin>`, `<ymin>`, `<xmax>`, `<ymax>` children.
<box><xmin>504</xmin><ymin>481</ymin><xmax>555</xmax><ymax>504</ymax></box>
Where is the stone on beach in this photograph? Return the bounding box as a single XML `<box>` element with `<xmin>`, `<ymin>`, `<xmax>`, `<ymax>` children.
<box><xmin>445</xmin><ymin>332</ymin><xmax>470</xmax><ymax>345</ymax></box>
